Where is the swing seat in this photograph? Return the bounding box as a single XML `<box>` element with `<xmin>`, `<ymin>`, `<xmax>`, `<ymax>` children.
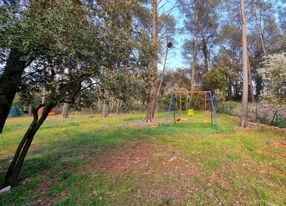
<box><xmin>187</xmin><ymin>109</ymin><xmax>194</xmax><ymax>118</ymax></box>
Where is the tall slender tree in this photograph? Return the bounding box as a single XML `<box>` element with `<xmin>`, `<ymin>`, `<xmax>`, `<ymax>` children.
<box><xmin>146</xmin><ymin>0</ymin><xmax>158</xmax><ymax>122</ymax></box>
<box><xmin>240</xmin><ymin>0</ymin><xmax>249</xmax><ymax>127</ymax></box>
<box><xmin>179</xmin><ymin>0</ymin><xmax>220</xmax><ymax>91</ymax></box>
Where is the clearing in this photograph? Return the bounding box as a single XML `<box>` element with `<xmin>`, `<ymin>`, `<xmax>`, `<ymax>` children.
<box><xmin>0</xmin><ymin>113</ymin><xmax>285</xmax><ymax>205</ymax></box>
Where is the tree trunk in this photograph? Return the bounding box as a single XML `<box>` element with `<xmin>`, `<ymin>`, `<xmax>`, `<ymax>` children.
<box><xmin>62</xmin><ymin>103</ymin><xmax>69</xmax><ymax>119</ymax></box>
<box><xmin>146</xmin><ymin>0</ymin><xmax>158</xmax><ymax>122</ymax></box>
<box><xmin>101</xmin><ymin>91</ymin><xmax>109</xmax><ymax>118</ymax></box>
<box><xmin>3</xmin><ymin>102</ymin><xmax>55</xmax><ymax>187</ymax></box>
<box><xmin>151</xmin><ymin>91</ymin><xmax>158</xmax><ymax>118</ymax></box>
<box><xmin>254</xmin><ymin>0</ymin><xmax>266</xmax><ymax>55</ymax></box>
<box><xmin>0</xmin><ymin>49</ymin><xmax>27</xmax><ymax>133</ymax></box>
<box><xmin>28</xmin><ymin>104</ymin><xmax>33</xmax><ymax>116</ymax></box>
<box><xmin>202</xmin><ymin>36</ymin><xmax>209</xmax><ymax>71</ymax></box>
<box><xmin>240</xmin><ymin>0</ymin><xmax>249</xmax><ymax>128</ymax></box>
<box><xmin>116</xmin><ymin>99</ymin><xmax>121</xmax><ymax>114</ymax></box>
<box><xmin>234</xmin><ymin>80</ymin><xmax>240</xmax><ymax>100</ymax></box>
<box><xmin>247</xmin><ymin>58</ymin><xmax>255</xmax><ymax>102</ymax></box>
<box><xmin>191</xmin><ymin>9</ymin><xmax>199</xmax><ymax>92</ymax></box>
<box><xmin>191</xmin><ymin>37</ymin><xmax>198</xmax><ymax>91</ymax></box>
<box><xmin>101</xmin><ymin>101</ymin><xmax>109</xmax><ymax>118</ymax></box>
<box><xmin>97</xmin><ymin>100</ymin><xmax>101</xmax><ymax>112</ymax></box>
<box><xmin>227</xmin><ymin>78</ymin><xmax>232</xmax><ymax>100</ymax></box>
<box><xmin>157</xmin><ymin>42</ymin><xmax>169</xmax><ymax>97</ymax></box>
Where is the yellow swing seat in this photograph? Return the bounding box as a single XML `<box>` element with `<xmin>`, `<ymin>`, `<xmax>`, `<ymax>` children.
<box><xmin>187</xmin><ymin>109</ymin><xmax>194</xmax><ymax>118</ymax></box>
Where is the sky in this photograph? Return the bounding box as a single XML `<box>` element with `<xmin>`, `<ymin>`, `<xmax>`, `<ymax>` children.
<box><xmin>160</xmin><ymin>0</ymin><xmax>286</xmax><ymax>73</ymax></box>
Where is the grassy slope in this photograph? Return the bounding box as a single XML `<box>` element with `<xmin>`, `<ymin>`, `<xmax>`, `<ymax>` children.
<box><xmin>0</xmin><ymin>112</ymin><xmax>285</xmax><ymax>205</ymax></box>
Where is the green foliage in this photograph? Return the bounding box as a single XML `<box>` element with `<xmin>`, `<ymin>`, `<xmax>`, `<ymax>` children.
<box><xmin>203</xmin><ymin>66</ymin><xmax>230</xmax><ymax>92</ymax></box>
<box><xmin>0</xmin><ymin>0</ymin><xmax>153</xmax><ymax>110</ymax></box>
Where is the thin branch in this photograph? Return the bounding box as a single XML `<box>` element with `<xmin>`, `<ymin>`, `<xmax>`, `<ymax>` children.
<box><xmin>158</xmin><ymin>0</ymin><xmax>178</xmax><ymax>20</ymax></box>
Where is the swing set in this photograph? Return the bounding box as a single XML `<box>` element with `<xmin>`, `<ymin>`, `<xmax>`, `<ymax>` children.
<box><xmin>165</xmin><ymin>90</ymin><xmax>218</xmax><ymax>130</ymax></box>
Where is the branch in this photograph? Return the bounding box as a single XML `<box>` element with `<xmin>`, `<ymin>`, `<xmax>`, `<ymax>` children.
<box><xmin>32</xmin><ymin>103</ymin><xmax>45</xmax><ymax>119</ymax></box>
<box><xmin>158</xmin><ymin>0</ymin><xmax>179</xmax><ymax>20</ymax></box>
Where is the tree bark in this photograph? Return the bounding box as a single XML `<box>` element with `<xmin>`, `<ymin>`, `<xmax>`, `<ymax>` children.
<box><xmin>191</xmin><ymin>10</ymin><xmax>199</xmax><ymax>92</ymax></box>
<box><xmin>254</xmin><ymin>0</ymin><xmax>266</xmax><ymax>55</ymax></box>
<box><xmin>28</xmin><ymin>104</ymin><xmax>33</xmax><ymax>116</ymax></box>
<box><xmin>157</xmin><ymin>42</ymin><xmax>169</xmax><ymax>97</ymax></box>
<box><xmin>62</xmin><ymin>103</ymin><xmax>69</xmax><ymax>119</ymax></box>
<box><xmin>116</xmin><ymin>99</ymin><xmax>122</xmax><ymax>114</ymax></box>
<box><xmin>101</xmin><ymin>91</ymin><xmax>109</xmax><ymax>118</ymax></box>
<box><xmin>202</xmin><ymin>36</ymin><xmax>209</xmax><ymax>71</ymax></box>
<box><xmin>146</xmin><ymin>0</ymin><xmax>158</xmax><ymax>122</ymax></box>
<box><xmin>227</xmin><ymin>78</ymin><xmax>232</xmax><ymax>100</ymax></box>
<box><xmin>0</xmin><ymin>49</ymin><xmax>27</xmax><ymax>133</ymax></box>
<box><xmin>240</xmin><ymin>0</ymin><xmax>249</xmax><ymax>128</ymax></box>
<box><xmin>247</xmin><ymin>58</ymin><xmax>255</xmax><ymax>102</ymax></box>
<box><xmin>191</xmin><ymin>37</ymin><xmax>198</xmax><ymax>91</ymax></box>
<box><xmin>3</xmin><ymin>102</ymin><xmax>55</xmax><ymax>187</ymax></box>
<box><xmin>101</xmin><ymin>101</ymin><xmax>109</xmax><ymax>118</ymax></box>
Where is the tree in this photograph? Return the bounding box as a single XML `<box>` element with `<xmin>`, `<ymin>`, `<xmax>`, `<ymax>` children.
<box><xmin>259</xmin><ymin>53</ymin><xmax>286</xmax><ymax>106</ymax></box>
<box><xmin>145</xmin><ymin>0</ymin><xmax>158</xmax><ymax>122</ymax></box>
<box><xmin>240</xmin><ymin>0</ymin><xmax>249</xmax><ymax>128</ymax></box>
<box><xmin>1</xmin><ymin>0</ymin><xmax>150</xmax><ymax>187</ymax></box>
<box><xmin>91</xmin><ymin>0</ymin><xmax>152</xmax><ymax>117</ymax></box>
<box><xmin>204</xmin><ymin>66</ymin><xmax>230</xmax><ymax>93</ymax></box>
<box><xmin>0</xmin><ymin>0</ymin><xmax>85</xmax><ymax>133</ymax></box>
<box><xmin>179</xmin><ymin>0</ymin><xmax>221</xmax><ymax>90</ymax></box>
<box><xmin>144</xmin><ymin>0</ymin><xmax>176</xmax><ymax>122</ymax></box>
<box><xmin>1</xmin><ymin>0</ymin><xmax>102</xmax><ymax>187</ymax></box>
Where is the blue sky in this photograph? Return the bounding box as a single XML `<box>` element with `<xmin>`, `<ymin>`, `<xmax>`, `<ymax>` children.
<box><xmin>157</xmin><ymin>0</ymin><xmax>286</xmax><ymax>72</ymax></box>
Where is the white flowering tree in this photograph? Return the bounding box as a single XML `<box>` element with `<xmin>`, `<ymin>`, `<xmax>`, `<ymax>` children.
<box><xmin>259</xmin><ymin>53</ymin><xmax>286</xmax><ymax>104</ymax></box>
<box><xmin>259</xmin><ymin>53</ymin><xmax>286</xmax><ymax>123</ymax></box>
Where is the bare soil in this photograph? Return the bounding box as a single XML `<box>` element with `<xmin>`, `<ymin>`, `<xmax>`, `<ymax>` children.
<box><xmin>267</xmin><ymin>140</ymin><xmax>286</xmax><ymax>148</ymax></box>
<box><xmin>83</xmin><ymin>142</ymin><xmax>201</xmax><ymax>204</ymax></box>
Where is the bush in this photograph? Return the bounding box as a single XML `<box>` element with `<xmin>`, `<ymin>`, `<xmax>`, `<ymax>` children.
<box><xmin>217</xmin><ymin>101</ymin><xmax>286</xmax><ymax>128</ymax></box>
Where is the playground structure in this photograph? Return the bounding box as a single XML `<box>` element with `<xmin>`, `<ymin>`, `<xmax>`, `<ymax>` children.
<box><xmin>165</xmin><ymin>90</ymin><xmax>218</xmax><ymax>130</ymax></box>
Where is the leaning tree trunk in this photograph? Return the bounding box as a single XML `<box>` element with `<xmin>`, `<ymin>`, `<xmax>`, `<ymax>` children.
<box><xmin>146</xmin><ymin>0</ymin><xmax>158</xmax><ymax>122</ymax></box>
<box><xmin>3</xmin><ymin>102</ymin><xmax>55</xmax><ymax>187</ymax></box>
<box><xmin>62</xmin><ymin>103</ymin><xmax>69</xmax><ymax>119</ymax></box>
<box><xmin>240</xmin><ymin>0</ymin><xmax>249</xmax><ymax>128</ymax></box>
<box><xmin>0</xmin><ymin>49</ymin><xmax>27</xmax><ymax>133</ymax></box>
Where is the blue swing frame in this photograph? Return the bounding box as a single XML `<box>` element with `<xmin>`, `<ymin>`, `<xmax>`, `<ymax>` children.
<box><xmin>165</xmin><ymin>91</ymin><xmax>219</xmax><ymax>130</ymax></box>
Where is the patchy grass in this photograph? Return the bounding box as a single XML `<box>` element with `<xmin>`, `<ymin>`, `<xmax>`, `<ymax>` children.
<box><xmin>0</xmin><ymin>112</ymin><xmax>285</xmax><ymax>205</ymax></box>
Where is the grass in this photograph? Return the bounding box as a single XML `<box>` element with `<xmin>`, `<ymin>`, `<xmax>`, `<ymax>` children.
<box><xmin>0</xmin><ymin>112</ymin><xmax>285</xmax><ymax>205</ymax></box>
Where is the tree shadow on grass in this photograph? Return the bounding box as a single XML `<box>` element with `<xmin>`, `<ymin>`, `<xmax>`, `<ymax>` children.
<box><xmin>0</xmin><ymin>121</ymin><xmax>223</xmax><ymax>179</ymax></box>
<box><xmin>0</xmin><ymin>121</ymin><xmax>223</xmax><ymax>205</ymax></box>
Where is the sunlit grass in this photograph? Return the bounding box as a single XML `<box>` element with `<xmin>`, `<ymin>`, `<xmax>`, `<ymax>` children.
<box><xmin>0</xmin><ymin>112</ymin><xmax>285</xmax><ymax>205</ymax></box>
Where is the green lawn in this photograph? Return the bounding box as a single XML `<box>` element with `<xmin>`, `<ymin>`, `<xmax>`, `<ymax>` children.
<box><xmin>0</xmin><ymin>112</ymin><xmax>285</xmax><ymax>205</ymax></box>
